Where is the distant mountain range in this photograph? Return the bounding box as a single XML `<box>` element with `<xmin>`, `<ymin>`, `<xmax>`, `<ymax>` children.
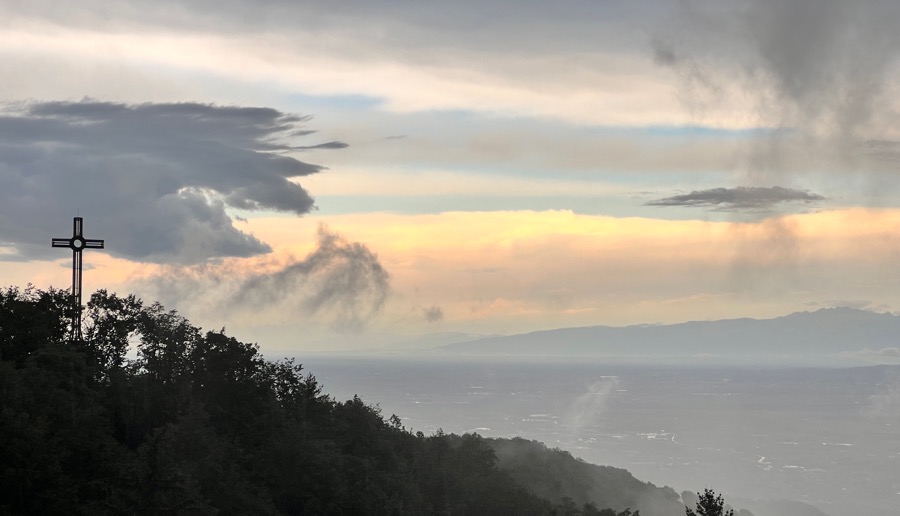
<box><xmin>435</xmin><ymin>308</ymin><xmax>900</xmax><ymax>363</ymax></box>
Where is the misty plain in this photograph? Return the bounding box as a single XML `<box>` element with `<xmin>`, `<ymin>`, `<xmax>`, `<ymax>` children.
<box><xmin>302</xmin><ymin>356</ymin><xmax>900</xmax><ymax>516</ymax></box>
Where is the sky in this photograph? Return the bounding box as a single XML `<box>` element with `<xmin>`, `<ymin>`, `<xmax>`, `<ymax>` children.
<box><xmin>5</xmin><ymin>1</ymin><xmax>900</xmax><ymax>351</ymax></box>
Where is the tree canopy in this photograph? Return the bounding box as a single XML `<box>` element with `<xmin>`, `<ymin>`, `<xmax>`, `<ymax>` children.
<box><xmin>685</xmin><ymin>488</ymin><xmax>735</xmax><ymax>516</ymax></box>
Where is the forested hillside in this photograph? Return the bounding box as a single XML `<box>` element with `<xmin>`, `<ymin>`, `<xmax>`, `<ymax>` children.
<box><xmin>1</xmin><ymin>286</ymin><xmax>678</xmax><ymax>515</ymax></box>
<box><xmin>490</xmin><ymin>438</ymin><xmax>682</xmax><ymax>515</ymax></box>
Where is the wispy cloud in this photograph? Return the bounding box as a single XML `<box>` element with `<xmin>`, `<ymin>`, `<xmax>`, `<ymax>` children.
<box><xmin>138</xmin><ymin>225</ymin><xmax>390</xmax><ymax>332</ymax></box>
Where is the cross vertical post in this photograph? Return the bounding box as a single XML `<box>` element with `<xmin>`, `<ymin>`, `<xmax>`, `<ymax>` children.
<box><xmin>52</xmin><ymin>217</ymin><xmax>105</xmax><ymax>341</ymax></box>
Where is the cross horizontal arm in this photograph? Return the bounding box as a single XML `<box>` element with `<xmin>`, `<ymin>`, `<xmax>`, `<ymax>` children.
<box><xmin>84</xmin><ymin>239</ymin><xmax>105</xmax><ymax>249</ymax></box>
<box><xmin>52</xmin><ymin>238</ymin><xmax>71</xmax><ymax>247</ymax></box>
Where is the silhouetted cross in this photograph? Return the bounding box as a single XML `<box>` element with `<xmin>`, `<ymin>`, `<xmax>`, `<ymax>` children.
<box><xmin>52</xmin><ymin>217</ymin><xmax>104</xmax><ymax>341</ymax></box>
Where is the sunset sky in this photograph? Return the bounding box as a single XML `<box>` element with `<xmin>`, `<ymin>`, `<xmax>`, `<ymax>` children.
<box><xmin>5</xmin><ymin>1</ymin><xmax>900</xmax><ymax>351</ymax></box>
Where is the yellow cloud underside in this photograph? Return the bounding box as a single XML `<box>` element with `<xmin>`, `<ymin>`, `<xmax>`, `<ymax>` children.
<box><xmin>240</xmin><ymin>207</ymin><xmax>893</xmax><ymax>256</ymax></box>
<box><xmin>236</xmin><ymin>208</ymin><xmax>900</xmax><ymax>332</ymax></box>
<box><xmin>250</xmin><ymin>208</ymin><xmax>900</xmax><ymax>261</ymax></box>
<box><xmin>11</xmin><ymin>208</ymin><xmax>900</xmax><ymax>339</ymax></box>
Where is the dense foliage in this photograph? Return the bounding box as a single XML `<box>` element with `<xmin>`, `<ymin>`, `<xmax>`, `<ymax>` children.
<box><xmin>1</xmin><ymin>286</ymin><xmax>649</xmax><ymax>515</ymax></box>
<box><xmin>490</xmin><ymin>438</ymin><xmax>683</xmax><ymax>515</ymax></box>
<box><xmin>685</xmin><ymin>489</ymin><xmax>734</xmax><ymax>516</ymax></box>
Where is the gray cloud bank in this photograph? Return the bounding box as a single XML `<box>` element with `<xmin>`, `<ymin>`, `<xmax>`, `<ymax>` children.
<box><xmin>139</xmin><ymin>225</ymin><xmax>390</xmax><ymax>332</ymax></box>
<box><xmin>0</xmin><ymin>100</ymin><xmax>345</xmax><ymax>263</ymax></box>
<box><xmin>648</xmin><ymin>186</ymin><xmax>825</xmax><ymax>211</ymax></box>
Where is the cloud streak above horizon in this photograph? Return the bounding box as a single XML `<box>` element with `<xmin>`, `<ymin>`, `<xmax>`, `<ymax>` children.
<box><xmin>647</xmin><ymin>186</ymin><xmax>826</xmax><ymax>211</ymax></box>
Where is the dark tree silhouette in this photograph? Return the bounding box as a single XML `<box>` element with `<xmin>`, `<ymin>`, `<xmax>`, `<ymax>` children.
<box><xmin>0</xmin><ymin>285</ymin><xmax>687</xmax><ymax>515</ymax></box>
<box><xmin>686</xmin><ymin>488</ymin><xmax>735</xmax><ymax>516</ymax></box>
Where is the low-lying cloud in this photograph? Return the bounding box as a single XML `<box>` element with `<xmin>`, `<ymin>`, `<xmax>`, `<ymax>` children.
<box><xmin>0</xmin><ymin>100</ymin><xmax>345</xmax><ymax>264</ymax></box>
<box><xmin>235</xmin><ymin>226</ymin><xmax>390</xmax><ymax>331</ymax></box>
<box><xmin>139</xmin><ymin>225</ymin><xmax>390</xmax><ymax>332</ymax></box>
<box><xmin>647</xmin><ymin>186</ymin><xmax>825</xmax><ymax>211</ymax></box>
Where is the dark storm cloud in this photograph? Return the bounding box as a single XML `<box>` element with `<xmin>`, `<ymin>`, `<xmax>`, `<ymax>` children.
<box><xmin>647</xmin><ymin>186</ymin><xmax>825</xmax><ymax>211</ymax></box>
<box><xmin>0</xmin><ymin>100</ymin><xmax>344</xmax><ymax>263</ymax></box>
<box><xmin>142</xmin><ymin>225</ymin><xmax>390</xmax><ymax>331</ymax></box>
